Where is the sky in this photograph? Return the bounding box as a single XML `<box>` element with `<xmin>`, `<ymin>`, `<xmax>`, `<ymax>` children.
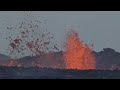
<box><xmin>0</xmin><ymin>11</ymin><xmax>120</xmax><ymax>56</ymax></box>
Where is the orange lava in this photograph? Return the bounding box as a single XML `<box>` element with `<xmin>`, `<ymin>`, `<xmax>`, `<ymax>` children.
<box><xmin>26</xmin><ymin>42</ymin><xmax>33</xmax><ymax>49</ymax></box>
<box><xmin>14</xmin><ymin>38</ymin><xmax>22</xmax><ymax>44</ymax></box>
<box><xmin>6</xmin><ymin>59</ymin><xmax>17</xmax><ymax>67</ymax></box>
<box><xmin>63</xmin><ymin>30</ymin><xmax>96</xmax><ymax>70</ymax></box>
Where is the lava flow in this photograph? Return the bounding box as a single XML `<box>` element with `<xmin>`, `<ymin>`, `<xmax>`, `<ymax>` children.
<box><xmin>63</xmin><ymin>30</ymin><xmax>96</xmax><ymax>70</ymax></box>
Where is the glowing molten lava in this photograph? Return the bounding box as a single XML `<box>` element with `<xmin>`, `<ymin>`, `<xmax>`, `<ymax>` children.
<box><xmin>63</xmin><ymin>30</ymin><xmax>96</xmax><ymax>70</ymax></box>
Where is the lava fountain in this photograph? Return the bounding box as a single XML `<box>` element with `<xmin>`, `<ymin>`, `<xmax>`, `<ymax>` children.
<box><xmin>5</xmin><ymin>13</ymin><xmax>61</xmax><ymax>68</ymax></box>
<box><xmin>63</xmin><ymin>30</ymin><xmax>96</xmax><ymax>70</ymax></box>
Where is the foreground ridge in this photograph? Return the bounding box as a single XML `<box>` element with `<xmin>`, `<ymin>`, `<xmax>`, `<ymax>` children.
<box><xmin>0</xmin><ymin>66</ymin><xmax>119</xmax><ymax>79</ymax></box>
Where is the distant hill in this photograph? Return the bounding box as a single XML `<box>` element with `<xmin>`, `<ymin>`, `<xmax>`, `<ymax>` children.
<box><xmin>93</xmin><ymin>48</ymin><xmax>120</xmax><ymax>70</ymax></box>
<box><xmin>16</xmin><ymin>48</ymin><xmax>120</xmax><ymax>70</ymax></box>
<box><xmin>0</xmin><ymin>48</ymin><xmax>120</xmax><ymax>70</ymax></box>
<box><xmin>0</xmin><ymin>54</ymin><xmax>10</xmax><ymax>64</ymax></box>
<box><xmin>15</xmin><ymin>51</ymin><xmax>65</xmax><ymax>68</ymax></box>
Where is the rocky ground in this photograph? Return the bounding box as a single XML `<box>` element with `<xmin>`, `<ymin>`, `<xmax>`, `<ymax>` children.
<box><xmin>0</xmin><ymin>66</ymin><xmax>120</xmax><ymax>79</ymax></box>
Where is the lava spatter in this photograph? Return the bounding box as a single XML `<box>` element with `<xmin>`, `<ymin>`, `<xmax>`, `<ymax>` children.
<box><xmin>63</xmin><ymin>30</ymin><xmax>96</xmax><ymax>70</ymax></box>
<box><xmin>5</xmin><ymin>13</ymin><xmax>60</xmax><ymax>68</ymax></box>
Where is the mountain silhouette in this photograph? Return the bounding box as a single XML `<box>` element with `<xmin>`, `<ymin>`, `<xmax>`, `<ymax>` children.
<box><xmin>0</xmin><ymin>48</ymin><xmax>120</xmax><ymax>70</ymax></box>
<box><xmin>93</xmin><ymin>48</ymin><xmax>120</xmax><ymax>70</ymax></box>
<box><xmin>0</xmin><ymin>54</ymin><xmax>10</xmax><ymax>64</ymax></box>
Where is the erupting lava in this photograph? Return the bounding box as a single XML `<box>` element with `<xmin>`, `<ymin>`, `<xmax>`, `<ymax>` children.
<box><xmin>63</xmin><ymin>30</ymin><xmax>96</xmax><ymax>70</ymax></box>
<box><xmin>4</xmin><ymin>13</ymin><xmax>61</xmax><ymax>68</ymax></box>
<box><xmin>6</xmin><ymin>14</ymin><xmax>59</xmax><ymax>59</ymax></box>
<box><xmin>3</xmin><ymin>12</ymin><xmax>95</xmax><ymax>69</ymax></box>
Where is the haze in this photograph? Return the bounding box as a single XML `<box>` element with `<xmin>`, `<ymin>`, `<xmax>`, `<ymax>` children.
<box><xmin>0</xmin><ymin>11</ymin><xmax>120</xmax><ymax>56</ymax></box>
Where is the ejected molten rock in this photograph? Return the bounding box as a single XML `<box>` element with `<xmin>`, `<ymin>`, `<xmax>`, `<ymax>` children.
<box><xmin>63</xmin><ymin>30</ymin><xmax>96</xmax><ymax>70</ymax></box>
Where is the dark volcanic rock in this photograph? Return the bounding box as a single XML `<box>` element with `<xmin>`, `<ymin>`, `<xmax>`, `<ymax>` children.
<box><xmin>94</xmin><ymin>48</ymin><xmax>120</xmax><ymax>70</ymax></box>
<box><xmin>0</xmin><ymin>54</ymin><xmax>10</xmax><ymax>64</ymax></box>
<box><xmin>0</xmin><ymin>66</ymin><xmax>120</xmax><ymax>79</ymax></box>
<box><xmin>16</xmin><ymin>51</ymin><xmax>65</xmax><ymax>68</ymax></box>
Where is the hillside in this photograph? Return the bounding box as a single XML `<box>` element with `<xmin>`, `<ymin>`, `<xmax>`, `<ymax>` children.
<box><xmin>0</xmin><ymin>48</ymin><xmax>120</xmax><ymax>70</ymax></box>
